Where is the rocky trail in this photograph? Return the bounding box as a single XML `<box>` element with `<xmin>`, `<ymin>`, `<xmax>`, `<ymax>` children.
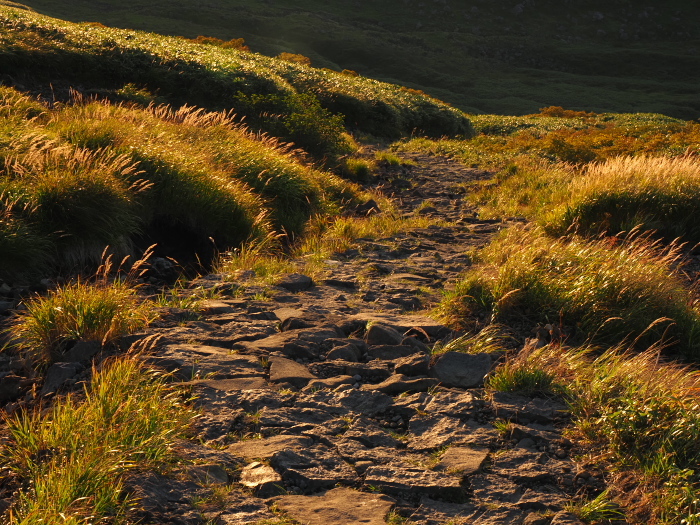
<box><xmin>1</xmin><ymin>154</ymin><xmax>601</xmax><ymax>524</ymax></box>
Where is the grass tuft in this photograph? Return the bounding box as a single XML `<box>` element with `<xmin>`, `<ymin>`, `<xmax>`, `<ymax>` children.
<box><xmin>11</xmin><ymin>254</ymin><xmax>155</xmax><ymax>364</ymax></box>
<box><xmin>2</xmin><ymin>353</ymin><xmax>197</xmax><ymax>523</ymax></box>
<box><xmin>437</xmin><ymin>227</ymin><xmax>700</xmax><ymax>357</ymax></box>
<box><xmin>432</xmin><ymin>325</ymin><xmax>511</xmax><ymax>356</ymax></box>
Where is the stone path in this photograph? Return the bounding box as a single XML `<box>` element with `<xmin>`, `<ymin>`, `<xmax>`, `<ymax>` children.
<box><xmin>1</xmin><ymin>153</ymin><xmax>603</xmax><ymax>524</ymax></box>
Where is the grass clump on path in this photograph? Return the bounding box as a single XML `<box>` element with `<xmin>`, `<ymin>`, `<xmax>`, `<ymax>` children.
<box><xmin>11</xmin><ymin>254</ymin><xmax>155</xmax><ymax>365</ymax></box>
<box><xmin>437</xmin><ymin>227</ymin><xmax>700</xmax><ymax>358</ymax></box>
<box><xmin>2</xmin><ymin>353</ymin><xmax>196</xmax><ymax>524</ymax></box>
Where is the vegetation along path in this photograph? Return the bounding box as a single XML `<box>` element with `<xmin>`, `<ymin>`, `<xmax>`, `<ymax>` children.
<box><xmin>1</xmin><ymin>151</ymin><xmax>600</xmax><ymax>524</ymax></box>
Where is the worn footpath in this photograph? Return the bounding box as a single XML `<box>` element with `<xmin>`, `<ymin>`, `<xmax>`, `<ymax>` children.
<box><xmin>1</xmin><ymin>154</ymin><xmax>603</xmax><ymax>524</ymax></box>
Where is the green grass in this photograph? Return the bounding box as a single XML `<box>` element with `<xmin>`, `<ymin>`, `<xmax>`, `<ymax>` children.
<box><xmin>14</xmin><ymin>0</ymin><xmax>700</xmax><ymax>120</ymax></box>
<box><xmin>0</xmin><ymin>5</ymin><xmax>472</xmax><ymax>155</ymax></box>
<box><xmin>437</xmin><ymin>227</ymin><xmax>700</xmax><ymax>358</ymax></box>
<box><xmin>0</xmin><ymin>86</ymin><xmax>365</xmax><ymax>279</ymax></box>
<box><xmin>1</xmin><ymin>354</ymin><xmax>197</xmax><ymax>523</ymax></box>
<box><xmin>487</xmin><ymin>362</ymin><xmax>563</xmax><ymax>398</ymax></box>
<box><xmin>528</xmin><ymin>345</ymin><xmax>700</xmax><ymax>524</ymax></box>
<box><xmin>11</xmin><ymin>257</ymin><xmax>155</xmax><ymax>364</ymax></box>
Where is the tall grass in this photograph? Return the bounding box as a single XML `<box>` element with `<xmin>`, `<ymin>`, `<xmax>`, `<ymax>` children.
<box><xmin>0</xmin><ymin>88</ymin><xmax>363</xmax><ymax>279</ymax></box>
<box><xmin>544</xmin><ymin>155</ymin><xmax>700</xmax><ymax>243</ymax></box>
<box><xmin>518</xmin><ymin>344</ymin><xmax>700</xmax><ymax>524</ymax></box>
<box><xmin>2</xmin><ymin>353</ymin><xmax>197</xmax><ymax>523</ymax></box>
<box><xmin>4</xmin><ymin>135</ymin><xmax>144</xmax><ymax>265</ymax></box>
<box><xmin>437</xmin><ymin>227</ymin><xmax>700</xmax><ymax>357</ymax></box>
<box><xmin>11</xmin><ymin>253</ymin><xmax>155</xmax><ymax>364</ymax></box>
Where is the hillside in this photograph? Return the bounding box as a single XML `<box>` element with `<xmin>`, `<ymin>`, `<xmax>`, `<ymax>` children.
<box><xmin>13</xmin><ymin>0</ymin><xmax>700</xmax><ymax>119</ymax></box>
<box><xmin>0</xmin><ymin>5</ymin><xmax>469</xmax><ymax>280</ymax></box>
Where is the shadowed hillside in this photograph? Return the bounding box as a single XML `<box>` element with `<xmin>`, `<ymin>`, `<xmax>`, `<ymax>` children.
<box><xmin>14</xmin><ymin>0</ymin><xmax>700</xmax><ymax>119</ymax></box>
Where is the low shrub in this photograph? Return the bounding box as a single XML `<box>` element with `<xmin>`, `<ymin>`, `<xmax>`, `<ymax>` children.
<box><xmin>277</xmin><ymin>52</ymin><xmax>311</xmax><ymax>66</ymax></box>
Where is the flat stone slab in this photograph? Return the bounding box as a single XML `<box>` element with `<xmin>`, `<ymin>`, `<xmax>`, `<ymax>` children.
<box><xmin>198</xmin><ymin>299</ymin><xmax>242</xmax><ymax>315</ymax></box>
<box><xmin>350</xmin><ymin>313</ymin><xmax>449</xmax><ymax>337</ymax></box>
<box><xmin>276</xmin><ymin>273</ymin><xmax>313</xmax><ymax>292</ymax></box>
<box><xmin>185</xmin><ymin>377</ymin><xmax>270</xmax><ymax>391</ymax></box>
<box><xmin>336</xmin><ymin>389</ymin><xmax>394</xmax><ymax>417</ymax></box>
<box><xmin>386</xmin><ymin>272</ymin><xmax>435</xmax><ymax>284</ymax></box>
<box><xmin>361</xmin><ymin>374</ymin><xmax>438</xmax><ymax>395</ymax></box>
<box><xmin>408</xmin><ymin>415</ymin><xmax>475</xmax><ymax>451</ymax></box>
<box><xmin>215</xmin><ymin>491</ymin><xmax>277</xmax><ymax>524</ymax></box>
<box><xmin>436</xmin><ymin>446</ymin><xmax>489</xmax><ymax>476</ymax></box>
<box><xmin>147</xmin><ymin>344</ymin><xmax>263</xmax><ymax>379</ymax></box>
<box><xmin>430</xmin><ymin>351</ymin><xmax>492</xmax><ymax>388</ymax></box>
<box><xmin>227</xmin><ymin>435</ymin><xmax>313</xmax><ymax>460</ymax></box>
<box><xmin>275</xmin><ymin>487</ymin><xmax>395</xmax><ymax>525</ymax></box>
<box><xmin>239</xmin><ymin>461</ymin><xmax>284</xmax><ymax>497</ymax></box>
<box><xmin>410</xmin><ymin>497</ymin><xmax>479</xmax><ymax>525</ymax></box>
<box><xmin>470</xmin><ymin>474</ymin><xmax>523</xmax><ymax>505</ymax></box>
<box><xmin>364</xmin><ymin>465</ymin><xmax>466</xmax><ymax>502</ymax></box>
<box><xmin>492</xmin><ymin>392</ymin><xmax>569</xmax><ymax>424</ymax></box>
<box><xmin>491</xmin><ymin>450</ymin><xmax>559</xmax><ymax>484</ymax></box>
<box><xmin>269</xmin><ymin>356</ymin><xmax>316</xmax><ymax>388</ymax></box>
<box><xmin>271</xmin><ymin>447</ymin><xmax>359</xmax><ymax>491</ymax></box>
<box><xmin>424</xmin><ymin>391</ymin><xmax>481</xmax><ymax>418</ymax></box>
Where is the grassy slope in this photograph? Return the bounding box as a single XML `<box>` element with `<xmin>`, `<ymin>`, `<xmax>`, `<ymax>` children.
<box><xmin>0</xmin><ymin>5</ymin><xmax>471</xmax><ymax>146</ymax></box>
<box><xmin>13</xmin><ymin>0</ymin><xmax>700</xmax><ymax>119</ymax></box>
<box><xmin>0</xmin><ymin>5</ymin><xmax>473</xmax><ymax>280</ymax></box>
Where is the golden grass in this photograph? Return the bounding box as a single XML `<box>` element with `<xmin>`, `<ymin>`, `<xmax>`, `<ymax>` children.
<box><xmin>2</xmin><ymin>351</ymin><xmax>197</xmax><ymax>523</ymax></box>
<box><xmin>517</xmin><ymin>344</ymin><xmax>700</xmax><ymax>524</ymax></box>
<box><xmin>545</xmin><ymin>154</ymin><xmax>700</xmax><ymax>243</ymax></box>
<box><xmin>437</xmin><ymin>226</ymin><xmax>700</xmax><ymax>357</ymax></box>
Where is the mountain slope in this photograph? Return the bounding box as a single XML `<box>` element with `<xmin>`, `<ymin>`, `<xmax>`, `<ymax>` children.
<box><xmin>14</xmin><ymin>0</ymin><xmax>700</xmax><ymax>119</ymax></box>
